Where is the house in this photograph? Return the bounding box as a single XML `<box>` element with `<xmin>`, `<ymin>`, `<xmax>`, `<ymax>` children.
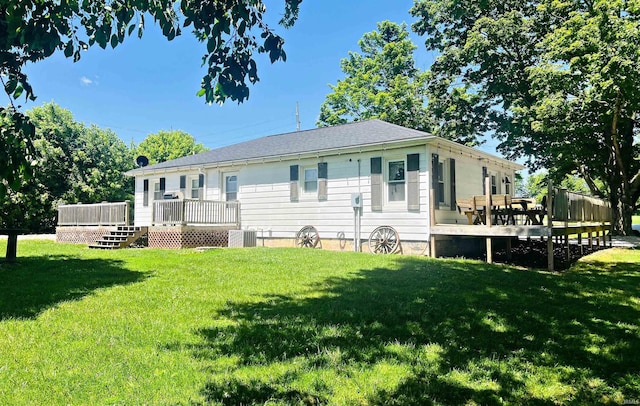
<box><xmin>125</xmin><ymin>120</ymin><xmax>524</xmax><ymax>253</ymax></box>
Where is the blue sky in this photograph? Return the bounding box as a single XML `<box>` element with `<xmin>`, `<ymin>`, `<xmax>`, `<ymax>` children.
<box><xmin>21</xmin><ymin>0</ymin><xmax>501</xmax><ymax>155</ymax></box>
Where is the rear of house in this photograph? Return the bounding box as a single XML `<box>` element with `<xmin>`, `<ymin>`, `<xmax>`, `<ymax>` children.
<box><xmin>126</xmin><ymin>120</ymin><xmax>523</xmax><ymax>253</ymax></box>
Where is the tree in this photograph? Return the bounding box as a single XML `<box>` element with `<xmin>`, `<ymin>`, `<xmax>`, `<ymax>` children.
<box><xmin>411</xmin><ymin>0</ymin><xmax>640</xmax><ymax>234</ymax></box>
<box><xmin>317</xmin><ymin>21</ymin><xmax>434</xmax><ymax>136</ymax></box>
<box><xmin>71</xmin><ymin>124</ymin><xmax>135</xmax><ymax>203</ymax></box>
<box><xmin>0</xmin><ymin>0</ymin><xmax>301</xmax><ymax>196</ymax></box>
<box><xmin>135</xmin><ymin>130</ymin><xmax>207</xmax><ymax>165</ymax></box>
<box><xmin>524</xmin><ymin>172</ymin><xmax>593</xmax><ymax>203</ymax></box>
<box><xmin>0</xmin><ymin>102</ymin><xmax>134</xmax><ymax>232</ymax></box>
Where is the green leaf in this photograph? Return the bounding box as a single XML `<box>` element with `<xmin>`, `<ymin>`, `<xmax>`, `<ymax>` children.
<box><xmin>64</xmin><ymin>41</ymin><xmax>74</xmax><ymax>57</ymax></box>
<box><xmin>110</xmin><ymin>34</ymin><xmax>119</xmax><ymax>48</ymax></box>
<box><xmin>4</xmin><ymin>79</ymin><xmax>17</xmax><ymax>94</ymax></box>
<box><xmin>13</xmin><ymin>85</ymin><xmax>24</xmax><ymax>99</ymax></box>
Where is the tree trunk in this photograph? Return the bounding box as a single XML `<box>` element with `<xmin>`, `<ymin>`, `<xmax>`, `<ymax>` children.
<box><xmin>611</xmin><ymin>179</ymin><xmax>635</xmax><ymax>236</ymax></box>
<box><xmin>621</xmin><ymin>201</ymin><xmax>634</xmax><ymax>235</ymax></box>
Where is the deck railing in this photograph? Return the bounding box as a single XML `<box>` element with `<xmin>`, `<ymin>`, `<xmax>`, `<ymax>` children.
<box><xmin>57</xmin><ymin>201</ymin><xmax>130</xmax><ymax>226</ymax></box>
<box><xmin>153</xmin><ymin>199</ymin><xmax>240</xmax><ymax>227</ymax></box>
<box><xmin>553</xmin><ymin>189</ymin><xmax>611</xmax><ymax>223</ymax></box>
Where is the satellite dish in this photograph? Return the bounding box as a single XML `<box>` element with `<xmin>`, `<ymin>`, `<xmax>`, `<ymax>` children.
<box><xmin>135</xmin><ymin>155</ymin><xmax>149</xmax><ymax>167</ymax></box>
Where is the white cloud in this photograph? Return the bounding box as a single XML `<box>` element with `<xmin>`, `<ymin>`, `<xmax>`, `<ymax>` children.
<box><xmin>80</xmin><ymin>76</ymin><xmax>93</xmax><ymax>86</ymax></box>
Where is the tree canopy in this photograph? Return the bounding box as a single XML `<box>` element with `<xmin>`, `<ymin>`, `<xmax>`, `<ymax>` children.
<box><xmin>411</xmin><ymin>0</ymin><xmax>640</xmax><ymax>234</ymax></box>
<box><xmin>0</xmin><ymin>102</ymin><xmax>134</xmax><ymax>232</ymax></box>
<box><xmin>0</xmin><ymin>0</ymin><xmax>301</xmax><ymax>197</ymax></box>
<box><xmin>317</xmin><ymin>21</ymin><xmax>434</xmax><ymax>135</ymax></box>
<box><xmin>135</xmin><ymin>130</ymin><xmax>207</xmax><ymax>165</ymax></box>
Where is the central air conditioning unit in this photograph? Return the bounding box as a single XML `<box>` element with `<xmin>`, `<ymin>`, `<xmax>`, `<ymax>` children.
<box><xmin>228</xmin><ymin>230</ymin><xmax>257</xmax><ymax>248</ymax></box>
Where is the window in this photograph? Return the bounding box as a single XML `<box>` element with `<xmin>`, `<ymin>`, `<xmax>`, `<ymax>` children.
<box><xmin>491</xmin><ymin>175</ymin><xmax>497</xmax><ymax>194</ymax></box>
<box><xmin>304</xmin><ymin>167</ymin><xmax>318</xmax><ymax>193</ymax></box>
<box><xmin>388</xmin><ymin>160</ymin><xmax>405</xmax><ymax>202</ymax></box>
<box><xmin>153</xmin><ymin>181</ymin><xmax>163</xmax><ymax>200</ymax></box>
<box><xmin>225</xmin><ymin>174</ymin><xmax>237</xmax><ymax>201</ymax></box>
<box><xmin>438</xmin><ymin>161</ymin><xmax>445</xmax><ymax>204</ymax></box>
<box><xmin>190</xmin><ymin>178</ymin><xmax>200</xmax><ymax>199</ymax></box>
<box><xmin>143</xmin><ymin>179</ymin><xmax>149</xmax><ymax>207</ymax></box>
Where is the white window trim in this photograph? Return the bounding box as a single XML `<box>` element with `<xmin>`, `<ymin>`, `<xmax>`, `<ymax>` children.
<box><xmin>490</xmin><ymin>172</ymin><xmax>501</xmax><ymax>195</ymax></box>
<box><xmin>302</xmin><ymin>166</ymin><xmax>318</xmax><ymax>195</ymax></box>
<box><xmin>223</xmin><ymin>172</ymin><xmax>238</xmax><ymax>202</ymax></box>
<box><xmin>438</xmin><ymin>159</ymin><xmax>450</xmax><ymax>208</ymax></box>
<box><xmin>152</xmin><ymin>179</ymin><xmax>162</xmax><ymax>202</ymax></box>
<box><xmin>385</xmin><ymin>157</ymin><xmax>407</xmax><ymax>207</ymax></box>
<box><xmin>188</xmin><ymin>175</ymin><xmax>202</xmax><ymax>200</ymax></box>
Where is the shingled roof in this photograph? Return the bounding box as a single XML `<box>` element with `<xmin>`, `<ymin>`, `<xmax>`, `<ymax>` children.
<box><xmin>126</xmin><ymin>120</ymin><xmax>435</xmax><ymax>175</ymax></box>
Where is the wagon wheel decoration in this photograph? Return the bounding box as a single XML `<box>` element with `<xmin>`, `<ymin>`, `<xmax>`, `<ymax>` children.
<box><xmin>369</xmin><ymin>226</ymin><xmax>400</xmax><ymax>254</ymax></box>
<box><xmin>296</xmin><ymin>225</ymin><xmax>320</xmax><ymax>248</ymax></box>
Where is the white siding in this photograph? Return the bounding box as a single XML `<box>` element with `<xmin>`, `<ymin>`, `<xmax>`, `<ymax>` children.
<box><xmin>429</xmin><ymin>147</ymin><xmax>517</xmax><ymax>224</ymax></box>
<box><xmin>131</xmin><ymin>143</ymin><xmax>518</xmax><ymax>238</ymax></box>
<box><xmin>133</xmin><ymin>177</ymin><xmax>151</xmax><ymax>226</ymax></box>
<box><xmin>237</xmin><ymin>148</ymin><xmax>430</xmax><ymax>242</ymax></box>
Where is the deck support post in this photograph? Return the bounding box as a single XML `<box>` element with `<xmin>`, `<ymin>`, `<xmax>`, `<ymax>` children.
<box><xmin>429</xmin><ymin>189</ymin><xmax>437</xmax><ymax>258</ymax></box>
<box><xmin>485</xmin><ymin>177</ymin><xmax>493</xmax><ymax>264</ymax></box>
<box><xmin>588</xmin><ymin>232</ymin><xmax>593</xmax><ymax>249</ymax></box>
<box><xmin>578</xmin><ymin>233</ymin><xmax>583</xmax><ymax>256</ymax></box>
<box><xmin>547</xmin><ymin>179</ymin><xmax>554</xmax><ymax>272</ymax></box>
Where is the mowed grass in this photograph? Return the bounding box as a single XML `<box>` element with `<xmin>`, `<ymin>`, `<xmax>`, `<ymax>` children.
<box><xmin>0</xmin><ymin>241</ymin><xmax>639</xmax><ymax>405</ymax></box>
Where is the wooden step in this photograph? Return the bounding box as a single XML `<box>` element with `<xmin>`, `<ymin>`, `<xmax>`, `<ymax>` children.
<box><xmin>88</xmin><ymin>226</ymin><xmax>148</xmax><ymax>250</ymax></box>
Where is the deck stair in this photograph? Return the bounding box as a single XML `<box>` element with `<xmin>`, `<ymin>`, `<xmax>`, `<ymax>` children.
<box><xmin>89</xmin><ymin>226</ymin><xmax>148</xmax><ymax>250</ymax></box>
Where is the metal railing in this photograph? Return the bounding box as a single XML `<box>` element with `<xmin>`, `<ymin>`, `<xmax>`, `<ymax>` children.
<box><xmin>57</xmin><ymin>201</ymin><xmax>130</xmax><ymax>226</ymax></box>
<box><xmin>553</xmin><ymin>189</ymin><xmax>611</xmax><ymax>223</ymax></box>
<box><xmin>153</xmin><ymin>199</ymin><xmax>240</xmax><ymax>226</ymax></box>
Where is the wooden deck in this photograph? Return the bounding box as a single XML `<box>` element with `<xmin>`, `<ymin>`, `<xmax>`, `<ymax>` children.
<box><xmin>429</xmin><ymin>180</ymin><xmax>613</xmax><ymax>271</ymax></box>
<box><xmin>431</xmin><ymin>223</ymin><xmax>610</xmax><ymax>238</ymax></box>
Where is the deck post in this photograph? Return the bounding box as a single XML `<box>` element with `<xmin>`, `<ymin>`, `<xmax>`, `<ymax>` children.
<box><xmin>485</xmin><ymin>177</ymin><xmax>493</xmax><ymax>264</ymax></box>
<box><xmin>429</xmin><ymin>188</ymin><xmax>437</xmax><ymax>258</ymax></box>
<box><xmin>578</xmin><ymin>233</ymin><xmax>583</xmax><ymax>256</ymax></box>
<box><xmin>547</xmin><ymin>179</ymin><xmax>554</xmax><ymax>272</ymax></box>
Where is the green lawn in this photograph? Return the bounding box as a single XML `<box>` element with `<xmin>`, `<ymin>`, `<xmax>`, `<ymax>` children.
<box><xmin>1</xmin><ymin>241</ymin><xmax>639</xmax><ymax>405</ymax></box>
<box><xmin>634</xmin><ymin>215</ymin><xmax>639</xmax><ymax>225</ymax></box>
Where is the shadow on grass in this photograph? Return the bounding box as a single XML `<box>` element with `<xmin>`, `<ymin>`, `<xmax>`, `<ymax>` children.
<box><xmin>186</xmin><ymin>256</ymin><xmax>640</xmax><ymax>405</ymax></box>
<box><xmin>0</xmin><ymin>255</ymin><xmax>148</xmax><ymax>320</ymax></box>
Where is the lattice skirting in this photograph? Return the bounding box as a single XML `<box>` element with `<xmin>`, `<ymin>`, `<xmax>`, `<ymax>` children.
<box><xmin>56</xmin><ymin>226</ymin><xmax>113</xmax><ymax>244</ymax></box>
<box><xmin>148</xmin><ymin>226</ymin><xmax>234</xmax><ymax>249</ymax></box>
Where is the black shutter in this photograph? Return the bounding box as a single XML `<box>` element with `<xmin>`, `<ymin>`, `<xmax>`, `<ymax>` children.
<box><xmin>318</xmin><ymin>162</ymin><xmax>328</xmax><ymax>201</ymax></box>
<box><xmin>407</xmin><ymin>153</ymin><xmax>420</xmax><ymax>211</ymax></box>
<box><xmin>143</xmin><ymin>179</ymin><xmax>149</xmax><ymax>207</ymax></box>
<box><xmin>431</xmin><ymin>153</ymin><xmax>439</xmax><ymax>210</ymax></box>
<box><xmin>371</xmin><ymin>157</ymin><xmax>382</xmax><ymax>211</ymax></box>
<box><xmin>179</xmin><ymin>175</ymin><xmax>186</xmax><ymax>189</ymax></box>
<box><xmin>449</xmin><ymin>158</ymin><xmax>456</xmax><ymax>210</ymax></box>
<box><xmin>159</xmin><ymin>177</ymin><xmax>166</xmax><ymax>193</ymax></box>
<box><xmin>482</xmin><ymin>166</ymin><xmax>488</xmax><ymax>194</ymax></box>
<box><xmin>198</xmin><ymin>174</ymin><xmax>204</xmax><ymax>188</ymax></box>
<box><xmin>290</xmin><ymin>165</ymin><xmax>299</xmax><ymax>202</ymax></box>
